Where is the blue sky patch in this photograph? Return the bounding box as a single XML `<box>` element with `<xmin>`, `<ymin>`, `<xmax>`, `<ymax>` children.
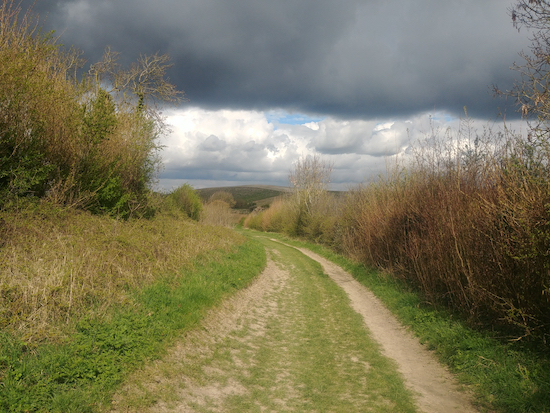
<box><xmin>265</xmin><ymin>111</ymin><xmax>324</xmax><ymax>126</ymax></box>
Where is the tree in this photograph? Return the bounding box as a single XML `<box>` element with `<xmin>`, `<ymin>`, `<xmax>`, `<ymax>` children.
<box><xmin>508</xmin><ymin>1</ymin><xmax>550</xmax><ymax>137</ymax></box>
<box><xmin>88</xmin><ymin>47</ymin><xmax>185</xmax><ymax>114</ymax></box>
<box><xmin>288</xmin><ymin>155</ymin><xmax>333</xmax><ymax>234</ymax></box>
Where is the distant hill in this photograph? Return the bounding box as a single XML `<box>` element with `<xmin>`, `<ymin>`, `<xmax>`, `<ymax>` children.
<box><xmin>197</xmin><ymin>185</ymin><xmax>290</xmax><ymax>210</ymax></box>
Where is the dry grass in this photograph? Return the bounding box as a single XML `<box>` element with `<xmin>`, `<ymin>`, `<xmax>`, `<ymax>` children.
<box><xmin>0</xmin><ymin>204</ymin><xmax>244</xmax><ymax>343</ymax></box>
<box><xmin>245</xmin><ymin>120</ymin><xmax>550</xmax><ymax>345</ymax></box>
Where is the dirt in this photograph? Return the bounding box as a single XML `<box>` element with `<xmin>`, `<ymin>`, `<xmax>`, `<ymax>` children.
<box><xmin>294</xmin><ymin>245</ymin><xmax>478</xmax><ymax>413</ymax></box>
<box><xmin>111</xmin><ymin>240</ymin><xmax>478</xmax><ymax>413</ymax></box>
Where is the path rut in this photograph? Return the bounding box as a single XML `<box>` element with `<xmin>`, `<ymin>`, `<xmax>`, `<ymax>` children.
<box><xmin>111</xmin><ymin>239</ymin><xmax>478</xmax><ymax>413</ymax></box>
<box><xmin>294</xmin><ymin>245</ymin><xmax>477</xmax><ymax>413</ymax></box>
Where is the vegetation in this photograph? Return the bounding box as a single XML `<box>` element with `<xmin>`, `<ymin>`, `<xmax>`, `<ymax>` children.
<box><xmin>244</xmin><ymin>10</ymin><xmax>550</xmax><ymax>413</ymax></box>
<box><xmin>197</xmin><ymin>186</ymin><xmax>285</xmax><ymax>210</ymax></box>
<box><xmin>207</xmin><ymin>190</ymin><xmax>237</xmax><ymax>207</ymax></box>
<box><xmin>258</xmin><ymin>232</ymin><xmax>550</xmax><ymax>413</ymax></box>
<box><xmin>201</xmin><ymin>199</ymin><xmax>240</xmax><ymax>227</ymax></box>
<box><xmin>0</xmin><ymin>4</ymin><xmax>267</xmax><ymax>412</ymax></box>
<box><xmin>246</xmin><ymin>115</ymin><xmax>550</xmax><ymax>346</ymax></box>
<box><xmin>165</xmin><ymin>183</ymin><xmax>203</xmax><ymax>220</ymax></box>
<box><xmin>0</xmin><ymin>229</ymin><xmax>265</xmax><ymax>412</ymax></box>
<box><xmin>112</xmin><ymin>234</ymin><xmax>418</xmax><ymax>413</ymax></box>
<box><xmin>0</xmin><ymin>1</ymin><xmax>182</xmax><ymax>218</ymax></box>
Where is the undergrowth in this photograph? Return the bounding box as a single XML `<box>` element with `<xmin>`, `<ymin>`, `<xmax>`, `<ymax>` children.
<box><xmin>252</xmin><ymin>231</ymin><xmax>550</xmax><ymax>413</ymax></box>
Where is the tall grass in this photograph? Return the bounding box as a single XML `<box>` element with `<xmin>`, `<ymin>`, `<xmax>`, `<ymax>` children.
<box><xmin>0</xmin><ymin>201</ymin><xmax>243</xmax><ymax>344</ymax></box>
<box><xmin>246</xmin><ymin>119</ymin><xmax>550</xmax><ymax>346</ymax></box>
<box><xmin>0</xmin><ymin>234</ymin><xmax>265</xmax><ymax>412</ymax></box>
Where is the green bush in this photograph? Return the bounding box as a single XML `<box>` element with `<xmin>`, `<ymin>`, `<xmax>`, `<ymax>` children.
<box><xmin>166</xmin><ymin>184</ymin><xmax>203</xmax><ymax>221</ymax></box>
<box><xmin>0</xmin><ymin>3</ymin><xmax>181</xmax><ymax>218</ymax></box>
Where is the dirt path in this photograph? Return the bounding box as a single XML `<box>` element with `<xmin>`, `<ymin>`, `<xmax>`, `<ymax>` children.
<box><xmin>293</xmin><ymin>245</ymin><xmax>478</xmax><ymax>413</ymax></box>
<box><xmin>111</xmin><ymin>237</ymin><xmax>477</xmax><ymax>413</ymax></box>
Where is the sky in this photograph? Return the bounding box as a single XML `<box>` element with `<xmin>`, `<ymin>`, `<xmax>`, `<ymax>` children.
<box><xmin>22</xmin><ymin>0</ymin><xmax>533</xmax><ymax>190</ymax></box>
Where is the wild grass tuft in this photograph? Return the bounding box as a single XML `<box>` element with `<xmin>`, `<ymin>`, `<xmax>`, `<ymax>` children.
<box><xmin>0</xmin><ymin>202</ymin><xmax>244</xmax><ymax>344</ymax></box>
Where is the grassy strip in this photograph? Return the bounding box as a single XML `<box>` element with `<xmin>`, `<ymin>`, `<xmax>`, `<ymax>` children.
<box><xmin>0</xmin><ymin>239</ymin><xmax>266</xmax><ymax>413</ymax></box>
<box><xmin>245</xmin><ymin>230</ymin><xmax>550</xmax><ymax>413</ymax></box>
<box><xmin>245</xmin><ymin>238</ymin><xmax>418</xmax><ymax>412</ymax></box>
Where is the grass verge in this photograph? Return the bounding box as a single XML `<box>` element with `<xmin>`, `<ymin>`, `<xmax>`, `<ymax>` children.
<box><xmin>243</xmin><ymin>230</ymin><xmax>550</xmax><ymax>413</ymax></box>
<box><xmin>0</xmin><ymin>238</ymin><xmax>266</xmax><ymax>412</ymax></box>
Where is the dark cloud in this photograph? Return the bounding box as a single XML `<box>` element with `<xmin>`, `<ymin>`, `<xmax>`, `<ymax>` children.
<box><xmin>21</xmin><ymin>0</ymin><xmax>530</xmax><ymax>120</ymax></box>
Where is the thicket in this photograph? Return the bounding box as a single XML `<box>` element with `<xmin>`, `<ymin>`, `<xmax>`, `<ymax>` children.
<box><xmin>0</xmin><ymin>1</ymin><xmax>182</xmax><ymax>218</ymax></box>
<box><xmin>246</xmin><ymin>118</ymin><xmax>550</xmax><ymax>346</ymax></box>
<box><xmin>246</xmin><ymin>0</ymin><xmax>550</xmax><ymax>346</ymax></box>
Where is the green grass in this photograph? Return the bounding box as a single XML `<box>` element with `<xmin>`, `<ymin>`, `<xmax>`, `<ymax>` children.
<box><xmin>0</xmin><ymin>239</ymin><xmax>266</xmax><ymax>412</ymax></box>
<box><xmin>244</xmin><ymin>230</ymin><xmax>550</xmax><ymax>413</ymax></box>
<box><xmin>239</xmin><ymin>237</ymin><xmax>418</xmax><ymax>412</ymax></box>
<box><xmin>114</xmin><ymin>235</ymin><xmax>418</xmax><ymax>412</ymax></box>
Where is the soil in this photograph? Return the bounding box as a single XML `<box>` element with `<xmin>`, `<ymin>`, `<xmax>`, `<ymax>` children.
<box><xmin>111</xmin><ymin>240</ymin><xmax>478</xmax><ymax>413</ymax></box>
<box><xmin>294</xmin><ymin>245</ymin><xmax>478</xmax><ymax>413</ymax></box>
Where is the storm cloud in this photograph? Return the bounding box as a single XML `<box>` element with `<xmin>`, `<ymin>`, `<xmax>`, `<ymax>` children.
<box><xmin>19</xmin><ymin>0</ymin><xmax>533</xmax><ymax>188</ymax></box>
<box><xmin>24</xmin><ymin>0</ymin><xmax>528</xmax><ymax>119</ymax></box>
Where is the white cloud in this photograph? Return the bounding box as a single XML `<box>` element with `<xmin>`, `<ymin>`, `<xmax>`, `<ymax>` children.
<box><xmin>157</xmin><ymin>107</ymin><xmax>522</xmax><ymax>191</ymax></box>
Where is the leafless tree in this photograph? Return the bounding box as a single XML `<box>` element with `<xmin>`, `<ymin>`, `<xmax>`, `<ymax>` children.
<box><xmin>289</xmin><ymin>154</ymin><xmax>333</xmax><ymax>216</ymax></box>
<box><xmin>88</xmin><ymin>47</ymin><xmax>185</xmax><ymax>111</ymax></box>
<box><xmin>507</xmin><ymin>1</ymin><xmax>550</xmax><ymax>137</ymax></box>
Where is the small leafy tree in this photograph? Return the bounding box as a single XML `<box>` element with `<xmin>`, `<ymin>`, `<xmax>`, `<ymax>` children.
<box><xmin>167</xmin><ymin>184</ymin><xmax>203</xmax><ymax>220</ymax></box>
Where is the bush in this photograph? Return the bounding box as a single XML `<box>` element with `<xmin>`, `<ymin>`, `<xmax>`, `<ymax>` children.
<box><xmin>208</xmin><ymin>191</ymin><xmax>236</xmax><ymax>207</ymax></box>
<box><xmin>0</xmin><ymin>2</ymin><xmax>181</xmax><ymax>218</ymax></box>
<box><xmin>166</xmin><ymin>184</ymin><xmax>203</xmax><ymax>221</ymax></box>
<box><xmin>202</xmin><ymin>200</ymin><xmax>236</xmax><ymax>227</ymax></box>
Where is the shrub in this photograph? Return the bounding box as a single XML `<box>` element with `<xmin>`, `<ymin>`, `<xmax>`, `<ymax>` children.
<box><xmin>202</xmin><ymin>200</ymin><xmax>236</xmax><ymax>227</ymax></box>
<box><xmin>0</xmin><ymin>2</ymin><xmax>182</xmax><ymax>218</ymax></box>
<box><xmin>166</xmin><ymin>184</ymin><xmax>203</xmax><ymax>220</ymax></box>
<box><xmin>208</xmin><ymin>191</ymin><xmax>236</xmax><ymax>207</ymax></box>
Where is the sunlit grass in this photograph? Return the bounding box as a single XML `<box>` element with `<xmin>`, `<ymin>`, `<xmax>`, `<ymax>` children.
<box><xmin>0</xmin><ymin>208</ymin><xmax>266</xmax><ymax>412</ymax></box>
<box><xmin>0</xmin><ymin>203</ymin><xmax>243</xmax><ymax>344</ymax></box>
<box><xmin>255</xmin><ymin>231</ymin><xmax>550</xmax><ymax>413</ymax></box>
